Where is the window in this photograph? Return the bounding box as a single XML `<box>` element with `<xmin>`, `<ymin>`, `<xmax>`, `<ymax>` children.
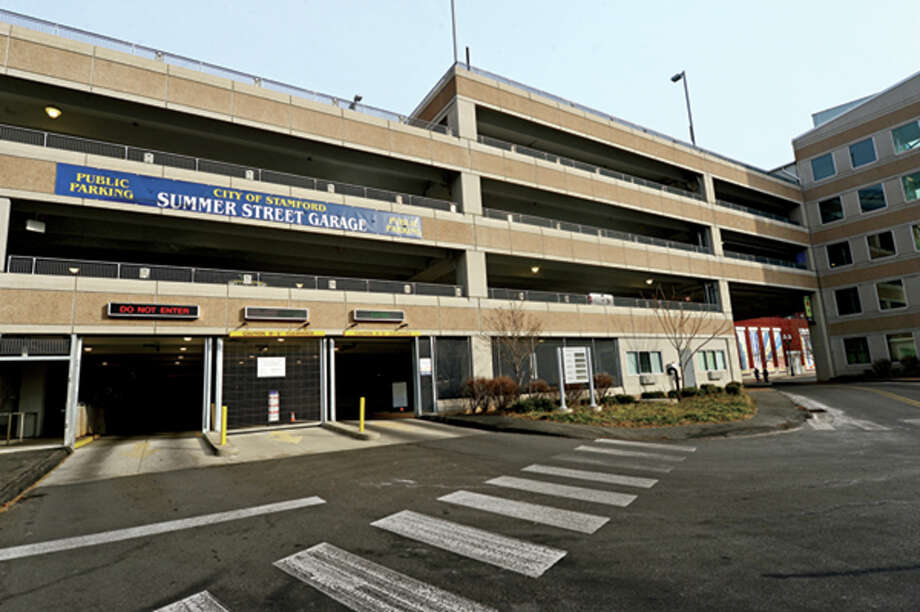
<box><xmin>877</xmin><ymin>279</ymin><xmax>907</xmax><ymax>310</ymax></box>
<box><xmin>818</xmin><ymin>196</ymin><xmax>844</xmax><ymax>223</ymax></box>
<box><xmin>902</xmin><ymin>170</ymin><xmax>920</xmax><ymax>202</ymax></box>
<box><xmin>697</xmin><ymin>350</ymin><xmax>726</xmax><ymax>371</ymax></box>
<box><xmin>892</xmin><ymin>120</ymin><xmax>920</xmax><ymax>153</ymax></box>
<box><xmin>866</xmin><ymin>230</ymin><xmax>897</xmax><ymax>259</ymax></box>
<box><xmin>887</xmin><ymin>333</ymin><xmax>917</xmax><ymax>361</ymax></box>
<box><xmin>913</xmin><ymin>224</ymin><xmax>920</xmax><ymax>251</ymax></box>
<box><xmin>811</xmin><ymin>153</ymin><xmax>835</xmax><ymax>181</ymax></box>
<box><xmin>848</xmin><ymin>138</ymin><xmax>876</xmax><ymax>168</ymax></box>
<box><xmin>626</xmin><ymin>351</ymin><xmax>662</xmax><ymax>375</ymax></box>
<box><xmin>826</xmin><ymin>241</ymin><xmax>852</xmax><ymax>268</ymax></box>
<box><xmin>435</xmin><ymin>337</ymin><xmax>471</xmax><ymax>399</ymax></box>
<box><xmin>835</xmin><ymin>287</ymin><xmax>861</xmax><ymax>316</ymax></box>
<box><xmin>844</xmin><ymin>337</ymin><xmax>871</xmax><ymax>365</ymax></box>
<box><xmin>858</xmin><ymin>184</ymin><xmax>886</xmax><ymax>212</ymax></box>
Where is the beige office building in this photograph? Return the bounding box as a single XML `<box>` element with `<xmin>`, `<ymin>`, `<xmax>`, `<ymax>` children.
<box><xmin>0</xmin><ymin>10</ymin><xmax>850</xmax><ymax>449</ymax></box>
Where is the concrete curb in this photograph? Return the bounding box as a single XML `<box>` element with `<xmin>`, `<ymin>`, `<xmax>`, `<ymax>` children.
<box><xmin>0</xmin><ymin>448</ymin><xmax>69</xmax><ymax>510</ymax></box>
<box><xmin>201</xmin><ymin>432</ymin><xmax>239</xmax><ymax>456</ymax></box>
<box><xmin>321</xmin><ymin>422</ymin><xmax>379</xmax><ymax>441</ymax></box>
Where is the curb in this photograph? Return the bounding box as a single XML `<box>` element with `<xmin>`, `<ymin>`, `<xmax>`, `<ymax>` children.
<box><xmin>321</xmin><ymin>422</ymin><xmax>379</xmax><ymax>441</ymax></box>
<box><xmin>201</xmin><ymin>432</ymin><xmax>239</xmax><ymax>456</ymax></box>
<box><xmin>0</xmin><ymin>448</ymin><xmax>69</xmax><ymax>511</ymax></box>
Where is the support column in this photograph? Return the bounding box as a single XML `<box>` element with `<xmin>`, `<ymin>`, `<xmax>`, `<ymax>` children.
<box><xmin>0</xmin><ymin>197</ymin><xmax>10</xmax><ymax>272</ymax></box>
<box><xmin>458</xmin><ymin>250</ymin><xmax>488</xmax><ymax>298</ymax></box>
<box><xmin>710</xmin><ymin>225</ymin><xmax>724</xmax><ymax>257</ymax></box>
<box><xmin>446</xmin><ymin>97</ymin><xmax>477</xmax><ymax>141</ymax></box>
<box><xmin>63</xmin><ymin>334</ymin><xmax>82</xmax><ymax>448</ymax></box>
<box><xmin>717</xmin><ymin>279</ymin><xmax>741</xmax><ymax>383</ymax></box>
<box><xmin>201</xmin><ymin>338</ymin><xmax>213</xmax><ymax>433</ymax></box>
<box><xmin>702</xmin><ymin>173</ymin><xmax>716</xmax><ymax>204</ymax></box>
<box><xmin>809</xmin><ymin>290</ymin><xmax>835</xmax><ymax>382</ymax></box>
<box><xmin>214</xmin><ymin>338</ymin><xmax>223</xmax><ymax>432</ymax></box>
<box><xmin>450</xmin><ymin>172</ymin><xmax>482</xmax><ymax>215</ymax></box>
<box><xmin>471</xmin><ymin>334</ymin><xmax>493</xmax><ymax>378</ymax></box>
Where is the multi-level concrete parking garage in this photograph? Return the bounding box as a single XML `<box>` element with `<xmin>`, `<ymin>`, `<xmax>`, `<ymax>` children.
<box><xmin>0</xmin><ymin>9</ymin><xmax>916</xmax><ymax>449</ymax></box>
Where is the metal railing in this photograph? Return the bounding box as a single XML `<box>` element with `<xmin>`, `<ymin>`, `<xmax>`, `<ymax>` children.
<box><xmin>6</xmin><ymin>256</ymin><xmax>464</xmax><ymax>298</ymax></box>
<box><xmin>482</xmin><ymin>208</ymin><xmax>711</xmax><ymax>255</ymax></box>
<box><xmin>0</xmin><ymin>123</ymin><xmax>457</xmax><ymax>213</ymax></box>
<box><xmin>487</xmin><ymin>287</ymin><xmax>721</xmax><ymax>312</ymax></box>
<box><xmin>460</xmin><ymin>64</ymin><xmax>799</xmax><ymax>186</ymax></box>
<box><xmin>0</xmin><ymin>9</ymin><xmax>452</xmax><ymax>136</ymax></box>
<box><xmin>478</xmin><ymin>135</ymin><xmax>704</xmax><ymax>201</ymax></box>
<box><xmin>714</xmin><ymin>199</ymin><xmax>800</xmax><ymax>226</ymax></box>
<box><xmin>723</xmin><ymin>250</ymin><xmax>808</xmax><ymax>270</ymax></box>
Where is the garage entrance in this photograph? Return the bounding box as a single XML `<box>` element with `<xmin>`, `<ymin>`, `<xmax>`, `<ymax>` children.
<box><xmin>333</xmin><ymin>338</ymin><xmax>414</xmax><ymax>420</ymax></box>
<box><xmin>79</xmin><ymin>337</ymin><xmax>204</xmax><ymax>435</ymax></box>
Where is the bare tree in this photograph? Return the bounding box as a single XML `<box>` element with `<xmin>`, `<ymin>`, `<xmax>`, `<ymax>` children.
<box><xmin>648</xmin><ymin>288</ymin><xmax>733</xmax><ymax>391</ymax></box>
<box><xmin>482</xmin><ymin>301</ymin><xmax>544</xmax><ymax>395</ymax></box>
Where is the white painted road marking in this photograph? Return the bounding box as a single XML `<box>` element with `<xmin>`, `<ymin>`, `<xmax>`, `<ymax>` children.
<box><xmin>522</xmin><ymin>464</ymin><xmax>658</xmax><ymax>488</ymax></box>
<box><xmin>575</xmin><ymin>445</ymin><xmax>686</xmax><ymax>462</ymax></box>
<box><xmin>593</xmin><ymin>438</ymin><xmax>697</xmax><ymax>453</ymax></box>
<box><xmin>552</xmin><ymin>453</ymin><xmax>675</xmax><ymax>473</ymax></box>
<box><xmin>486</xmin><ymin>476</ymin><xmax>637</xmax><ymax>507</ymax></box>
<box><xmin>371</xmin><ymin>510</ymin><xmax>566</xmax><ymax>578</ymax></box>
<box><xmin>156</xmin><ymin>591</ymin><xmax>230</xmax><ymax>612</ymax></box>
<box><xmin>438</xmin><ymin>490</ymin><xmax>609</xmax><ymax>534</ymax></box>
<box><xmin>0</xmin><ymin>496</ymin><xmax>326</xmax><ymax>562</ymax></box>
<box><xmin>782</xmin><ymin>392</ymin><xmax>891</xmax><ymax>431</ymax></box>
<box><xmin>901</xmin><ymin>418</ymin><xmax>920</xmax><ymax>426</ymax></box>
<box><xmin>276</xmin><ymin>542</ymin><xmax>496</xmax><ymax>612</ymax></box>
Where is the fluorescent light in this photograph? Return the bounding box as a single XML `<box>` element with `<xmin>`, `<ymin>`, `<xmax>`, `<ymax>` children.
<box><xmin>44</xmin><ymin>106</ymin><xmax>62</xmax><ymax>119</ymax></box>
<box><xmin>179</xmin><ymin>346</ymin><xmax>187</xmax><ymax>352</ymax></box>
<box><xmin>530</xmin><ymin>266</ymin><xmax>540</xmax><ymax>274</ymax></box>
<box><xmin>645</xmin><ymin>278</ymin><xmax>654</xmax><ymax>285</ymax></box>
<box><xmin>83</xmin><ymin>346</ymin><xmax>93</xmax><ymax>352</ymax></box>
<box><xmin>25</xmin><ymin>219</ymin><xmax>46</xmax><ymax>233</ymax></box>
<box><xmin>68</xmin><ymin>267</ymin><xmax>80</xmax><ymax>275</ymax></box>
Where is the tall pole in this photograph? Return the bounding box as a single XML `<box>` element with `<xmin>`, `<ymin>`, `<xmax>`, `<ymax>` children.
<box><xmin>680</xmin><ymin>72</ymin><xmax>696</xmax><ymax>146</ymax></box>
<box><xmin>450</xmin><ymin>0</ymin><xmax>458</xmax><ymax>64</ymax></box>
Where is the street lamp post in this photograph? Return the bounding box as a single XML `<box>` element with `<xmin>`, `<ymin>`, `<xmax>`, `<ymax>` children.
<box><xmin>670</xmin><ymin>71</ymin><xmax>696</xmax><ymax>146</ymax></box>
<box><xmin>782</xmin><ymin>333</ymin><xmax>795</xmax><ymax>377</ymax></box>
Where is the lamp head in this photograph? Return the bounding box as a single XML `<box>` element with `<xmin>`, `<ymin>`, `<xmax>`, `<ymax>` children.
<box><xmin>670</xmin><ymin>72</ymin><xmax>683</xmax><ymax>83</ymax></box>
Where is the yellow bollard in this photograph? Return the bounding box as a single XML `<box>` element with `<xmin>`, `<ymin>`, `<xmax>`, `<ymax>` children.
<box><xmin>359</xmin><ymin>397</ymin><xmax>365</xmax><ymax>433</ymax></box>
<box><xmin>221</xmin><ymin>405</ymin><xmax>228</xmax><ymax>446</ymax></box>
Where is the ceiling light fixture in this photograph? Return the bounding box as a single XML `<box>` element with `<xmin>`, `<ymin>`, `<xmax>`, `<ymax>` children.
<box><xmin>83</xmin><ymin>346</ymin><xmax>93</xmax><ymax>352</ymax></box>
<box><xmin>68</xmin><ymin>267</ymin><xmax>80</xmax><ymax>275</ymax></box>
<box><xmin>645</xmin><ymin>278</ymin><xmax>654</xmax><ymax>285</ymax></box>
<box><xmin>183</xmin><ymin>336</ymin><xmax>192</xmax><ymax>342</ymax></box>
<box><xmin>44</xmin><ymin>105</ymin><xmax>62</xmax><ymax>119</ymax></box>
<box><xmin>179</xmin><ymin>346</ymin><xmax>187</xmax><ymax>352</ymax></box>
<box><xmin>530</xmin><ymin>266</ymin><xmax>540</xmax><ymax>274</ymax></box>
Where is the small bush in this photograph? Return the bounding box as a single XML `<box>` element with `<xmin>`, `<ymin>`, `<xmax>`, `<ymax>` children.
<box><xmin>667</xmin><ymin>390</ymin><xmax>679</xmax><ymax>399</ymax></box>
<box><xmin>699</xmin><ymin>384</ymin><xmax>720</xmax><ymax>395</ymax></box>
<box><xmin>871</xmin><ymin>359</ymin><xmax>893</xmax><ymax>379</ymax></box>
<box><xmin>564</xmin><ymin>383</ymin><xmax>586</xmax><ymax>407</ymax></box>
<box><xmin>614</xmin><ymin>394</ymin><xmax>636</xmax><ymax>404</ymax></box>
<box><xmin>527</xmin><ymin>379</ymin><xmax>555</xmax><ymax>402</ymax></box>
<box><xmin>593</xmin><ymin>372</ymin><xmax>615</xmax><ymax>399</ymax></box>
<box><xmin>641</xmin><ymin>391</ymin><xmax>666</xmax><ymax>399</ymax></box>
<box><xmin>899</xmin><ymin>355</ymin><xmax>920</xmax><ymax>376</ymax></box>
<box><xmin>679</xmin><ymin>386</ymin><xmax>700</xmax><ymax>398</ymax></box>
<box><xmin>510</xmin><ymin>397</ymin><xmax>556</xmax><ymax>413</ymax></box>
<box><xmin>463</xmin><ymin>377</ymin><xmax>491</xmax><ymax>413</ymax></box>
<box><xmin>725</xmin><ymin>381</ymin><xmax>743</xmax><ymax>395</ymax></box>
<box><xmin>489</xmin><ymin>376</ymin><xmax>520</xmax><ymax>411</ymax></box>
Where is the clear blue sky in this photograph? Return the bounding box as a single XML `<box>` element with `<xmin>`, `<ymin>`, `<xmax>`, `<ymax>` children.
<box><xmin>2</xmin><ymin>1</ymin><xmax>917</xmax><ymax>170</ymax></box>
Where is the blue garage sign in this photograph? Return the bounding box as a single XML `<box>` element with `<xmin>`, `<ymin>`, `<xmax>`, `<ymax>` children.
<box><xmin>54</xmin><ymin>163</ymin><xmax>423</xmax><ymax>239</ymax></box>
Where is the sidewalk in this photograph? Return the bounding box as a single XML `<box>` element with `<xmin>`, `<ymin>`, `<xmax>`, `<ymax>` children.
<box><xmin>0</xmin><ymin>447</ymin><xmax>69</xmax><ymax>510</ymax></box>
<box><xmin>423</xmin><ymin>388</ymin><xmax>807</xmax><ymax>441</ymax></box>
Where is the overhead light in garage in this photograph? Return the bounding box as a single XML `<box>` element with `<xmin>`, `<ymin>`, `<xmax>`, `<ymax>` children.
<box><xmin>179</xmin><ymin>346</ymin><xmax>187</xmax><ymax>352</ymax></box>
<box><xmin>44</xmin><ymin>105</ymin><xmax>62</xmax><ymax>119</ymax></box>
<box><xmin>68</xmin><ymin>267</ymin><xmax>80</xmax><ymax>275</ymax></box>
<box><xmin>530</xmin><ymin>266</ymin><xmax>540</xmax><ymax>274</ymax></box>
<box><xmin>25</xmin><ymin>219</ymin><xmax>45</xmax><ymax>233</ymax></box>
<box><xmin>645</xmin><ymin>278</ymin><xmax>654</xmax><ymax>285</ymax></box>
<box><xmin>83</xmin><ymin>346</ymin><xmax>93</xmax><ymax>352</ymax></box>
<box><xmin>183</xmin><ymin>336</ymin><xmax>192</xmax><ymax>342</ymax></box>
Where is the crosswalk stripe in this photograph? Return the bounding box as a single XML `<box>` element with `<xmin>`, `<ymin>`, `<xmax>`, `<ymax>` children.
<box><xmin>551</xmin><ymin>453</ymin><xmax>675</xmax><ymax>474</ymax></box>
<box><xmin>593</xmin><ymin>438</ymin><xmax>696</xmax><ymax>453</ymax></box>
<box><xmin>522</xmin><ymin>464</ymin><xmax>658</xmax><ymax>488</ymax></box>
<box><xmin>901</xmin><ymin>418</ymin><xmax>920</xmax><ymax>426</ymax></box>
<box><xmin>575</xmin><ymin>445</ymin><xmax>686</xmax><ymax>462</ymax></box>
<box><xmin>155</xmin><ymin>590</ymin><xmax>229</xmax><ymax>612</ymax></box>
<box><xmin>371</xmin><ymin>510</ymin><xmax>566</xmax><ymax>578</ymax></box>
<box><xmin>275</xmin><ymin>542</ymin><xmax>495</xmax><ymax>612</ymax></box>
<box><xmin>0</xmin><ymin>496</ymin><xmax>326</xmax><ymax>562</ymax></box>
<box><xmin>438</xmin><ymin>490</ymin><xmax>609</xmax><ymax>534</ymax></box>
<box><xmin>486</xmin><ymin>476</ymin><xmax>637</xmax><ymax>507</ymax></box>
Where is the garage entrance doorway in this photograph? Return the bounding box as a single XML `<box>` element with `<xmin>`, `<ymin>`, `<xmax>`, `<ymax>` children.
<box><xmin>79</xmin><ymin>337</ymin><xmax>204</xmax><ymax>436</ymax></box>
<box><xmin>333</xmin><ymin>338</ymin><xmax>414</xmax><ymax>420</ymax></box>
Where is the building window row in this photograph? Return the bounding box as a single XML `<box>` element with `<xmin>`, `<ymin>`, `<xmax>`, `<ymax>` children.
<box><xmin>626</xmin><ymin>351</ymin><xmax>663</xmax><ymax>375</ymax></box>
<box><xmin>844</xmin><ymin>332</ymin><xmax>918</xmax><ymax>365</ymax></box>
<box><xmin>834</xmin><ymin>278</ymin><xmax>909</xmax><ymax>316</ymax></box>
<box><xmin>810</xmin><ymin>118</ymin><xmax>920</xmax><ymax>184</ymax></box>
<box><xmin>697</xmin><ymin>350</ymin><xmax>727</xmax><ymax>372</ymax></box>
<box><xmin>823</xmin><ymin>224</ymin><xmax>919</xmax><ymax>268</ymax></box>
<box><xmin>817</xmin><ymin>169</ymin><xmax>920</xmax><ymax>225</ymax></box>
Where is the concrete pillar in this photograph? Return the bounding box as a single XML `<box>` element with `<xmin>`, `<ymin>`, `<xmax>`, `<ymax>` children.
<box><xmin>446</xmin><ymin>97</ymin><xmax>477</xmax><ymax>141</ymax></box>
<box><xmin>458</xmin><ymin>250</ymin><xmax>488</xmax><ymax>298</ymax></box>
<box><xmin>471</xmin><ymin>334</ymin><xmax>493</xmax><ymax>378</ymax></box>
<box><xmin>451</xmin><ymin>172</ymin><xmax>482</xmax><ymax>215</ymax></box>
<box><xmin>809</xmin><ymin>290</ymin><xmax>835</xmax><ymax>381</ymax></box>
<box><xmin>702</xmin><ymin>173</ymin><xmax>716</xmax><ymax>204</ymax></box>
<box><xmin>710</xmin><ymin>225</ymin><xmax>724</xmax><ymax>256</ymax></box>
<box><xmin>0</xmin><ymin>197</ymin><xmax>10</xmax><ymax>272</ymax></box>
<box><xmin>717</xmin><ymin>279</ymin><xmax>741</xmax><ymax>383</ymax></box>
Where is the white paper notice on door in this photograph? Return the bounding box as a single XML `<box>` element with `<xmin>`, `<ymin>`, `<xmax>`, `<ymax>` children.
<box><xmin>257</xmin><ymin>356</ymin><xmax>286</xmax><ymax>378</ymax></box>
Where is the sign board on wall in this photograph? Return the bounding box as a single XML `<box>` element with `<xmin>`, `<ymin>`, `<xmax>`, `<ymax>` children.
<box><xmin>257</xmin><ymin>357</ymin><xmax>286</xmax><ymax>378</ymax></box>
<box><xmin>107</xmin><ymin>302</ymin><xmax>199</xmax><ymax>319</ymax></box>
<box><xmin>55</xmin><ymin>163</ymin><xmax>423</xmax><ymax>240</ymax></box>
<box><xmin>562</xmin><ymin>347</ymin><xmax>590</xmax><ymax>384</ymax></box>
<box><xmin>268</xmin><ymin>390</ymin><xmax>280</xmax><ymax>423</ymax></box>
<box><xmin>419</xmin><ymin>357</ymin><xmax>432</xmax><ymax>376</ymax></box>
<box><xmin>392</xmin><ymin>382</ymin><xmax>408</xmax><ymax>409</ymax></box>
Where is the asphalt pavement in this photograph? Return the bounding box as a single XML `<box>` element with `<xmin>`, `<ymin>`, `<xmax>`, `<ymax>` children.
<box><xmin>0</xmin><ymin>382</ymin><xmax>918</xmax><ymax>610</ymax></box>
